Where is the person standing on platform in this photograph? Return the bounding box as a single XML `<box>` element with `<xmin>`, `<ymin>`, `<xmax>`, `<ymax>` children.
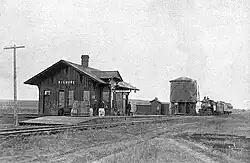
<box><xmin>100</xmin><ymin>100</ymin><xmax>105</xmax><ymax>109</ymax></box>
<box><xmin>99</xmin><ymin>100</ymin><xmax>105</xmax><ymax>116</ymax></box>
<box><xmin>93</xmin><ymin>99</ymin><xmax>98</xmax><ymax>116</ymax></box>
<box><xmin>127</xmin><ymin>102</ymin><xmax>131</xmax><ymax>116</ymax></box>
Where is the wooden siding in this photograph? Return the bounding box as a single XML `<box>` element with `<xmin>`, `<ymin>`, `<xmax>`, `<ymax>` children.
<box><xmin>170</xmin><ymin>81</ymin><xmax>197</xmax><ymax>103</ymax></box>
<box><xmin>38</xmin><ymin>85</ymin><xmax>42</xmax><ymax>115</ymax></box>
<box><xmin>38</xmin><ymin>66</ymin><xmax>103</xmax><ymax>115</ymax></box>
<box><xmin>161</xmin><ymin>103</ymin><xmax>169</xmax><ymax>115</ymax></box>
<box><xmin>135</xmin><ymin>105</ymin><xmax>151</xmax><ymax>115</ymax></box>
<box><xmin>135</xmin><ymin>102</ymin><xmax>170</xmax><ymax>116</ymax></box>
<box><xmin>151</xmin><ymin>101</ymin><xmax>161</xmax><ymax>115</ymax></box>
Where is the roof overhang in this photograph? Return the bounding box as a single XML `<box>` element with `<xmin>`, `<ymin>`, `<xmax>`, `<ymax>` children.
<box><xmin>170</xmin><ymin>77</ymin><xmax>197</xmax><ymax>83</ymax></box>
<box><xmin>24</xmin><ymin>60</ymin><xmax>67</xmax><ymax>85</ymax></box>
<box><xmin>92</xmin><ymin>71</ymin><xmax>123</xmax><ymax>81</ymax></box>
<box><xmin>114</xmin><ymin>81</ymin><xmax>139</xmax><ymax>92</ymax></box>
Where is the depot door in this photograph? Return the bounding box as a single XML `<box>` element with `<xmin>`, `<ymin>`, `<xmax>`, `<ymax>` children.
<box><xmin>58</xmin><ymin>90</ymin><xmax>65</xmax><ymax>109</ymax></box>
<box><xmin>43</xmin><ymin>95</ymin><xmax>50</xmax><ymax>115</ymax></box>
<box><xmin>66</xmin><ymin>90</ymin><xmax>74</xmax><ymax>114</ymax></box>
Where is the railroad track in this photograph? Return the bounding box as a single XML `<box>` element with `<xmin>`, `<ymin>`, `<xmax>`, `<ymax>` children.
<box><xmin>0</xmin><ymin>119</ymin><xmax>169</xmax><ymax>137</ymax></box>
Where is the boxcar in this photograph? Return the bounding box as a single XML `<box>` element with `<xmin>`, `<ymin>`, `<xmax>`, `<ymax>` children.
<box><xmin>216</xmin><ymin>101</ymin><xmax>225</xmax><ymax>114</ymax></box>
<box><xmin>224</xmin><ymin>103</ymin><xmax>233</xmax><ymax>114</ymax></box>
<box><xmin>216</xmin><ymin>101</ymin><xmax>232</xmax><ymax>115</ymax></box>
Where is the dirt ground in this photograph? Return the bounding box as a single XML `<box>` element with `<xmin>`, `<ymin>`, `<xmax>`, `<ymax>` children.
<box><xmin>0</xmin><ymin>112</ymin><xmax>249</xmax><ymax>163</ymax></box>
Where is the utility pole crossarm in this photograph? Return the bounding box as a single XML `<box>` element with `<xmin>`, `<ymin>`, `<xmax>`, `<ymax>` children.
<box><xmin>4</xmin><ymin>45</ymin><xmax>25</xmax><ymax>49</ymax></box>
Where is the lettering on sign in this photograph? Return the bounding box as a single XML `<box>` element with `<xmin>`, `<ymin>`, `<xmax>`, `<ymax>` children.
<box><xmin>58</xmin><ymin>80</ymin><xmax>75</xmax><ymax>84</ymax></box>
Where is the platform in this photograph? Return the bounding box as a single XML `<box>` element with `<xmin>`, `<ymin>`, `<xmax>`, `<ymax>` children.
<box><xmin>19</xmin><ymin>115</ymin><xmax>168</xmax><ymax>126</ymax></box>
<box><xmin>19</xmin><ymin>116</ymin><xmax>98</xmax><ymax>125</ymax></box>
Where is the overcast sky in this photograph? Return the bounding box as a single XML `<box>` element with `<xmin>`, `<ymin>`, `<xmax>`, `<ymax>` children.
<box><xmin>0</xmin><ymin>0</ymin><xmax>249</xmax><ymax>109</ymax></box>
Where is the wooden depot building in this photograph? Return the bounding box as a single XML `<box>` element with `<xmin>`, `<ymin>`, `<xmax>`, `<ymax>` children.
<box><xmin>24</xmin><ymin>55</ymin><xmax>139</xmax><ymax>116</ymax></box>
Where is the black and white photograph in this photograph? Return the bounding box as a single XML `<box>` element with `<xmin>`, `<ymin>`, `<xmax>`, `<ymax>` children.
<box><xmin>0</xmin><ymin>0</ymin><xmax>249</xmax><ymax>162</ymax></box>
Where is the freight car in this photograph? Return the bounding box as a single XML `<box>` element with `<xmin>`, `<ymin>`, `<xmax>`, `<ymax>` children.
<box><xmin>216</xmin><ymin>101</ymin><xmax>233</xmax><ymax>115</ymax></box>
<box><xmin>224</xmin><ymin>102</ymin><xmax>233</xmax><ymax>115</ymax></box>
<box><xmin>198</xmin><ymin>97</ymin><xmax>233</xmax><ymax>116</ymax></box>
<box><xmin>216</xmin><ymin>101</ymin><xmax>225</xmax><ymax>115</ymax></box>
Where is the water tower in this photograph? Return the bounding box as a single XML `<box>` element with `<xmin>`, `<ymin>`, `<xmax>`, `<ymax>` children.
<box><xmin>169</xmin><ymin>77</ymin><xmax>198</xmax><ymax>115</ymax></box>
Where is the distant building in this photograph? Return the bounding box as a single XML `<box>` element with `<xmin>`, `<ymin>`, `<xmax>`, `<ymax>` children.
<box><xmin>135</xmin><ymin>97</ymin><xmax>169</xmax><ymax>115</ymax></box>
<box><xmin>24</xmin><ymin>55</ymin><xmax>139</xmax><ymax>116</ymax></box>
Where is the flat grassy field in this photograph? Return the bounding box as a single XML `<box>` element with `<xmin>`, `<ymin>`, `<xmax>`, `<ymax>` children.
<box><xmin>0</xmin><ymin>112</ymin><xmax>249</xmax><ymax>163</ymax></box>
<box><xmin>0</xmin><ymin>100</ymin><xmax>38</xmax><ymax>127</ymax></box>
<box><xmin>0</xmin><ymin>99</ymin><xmax>38</xmax><ymax>114</ymax></box>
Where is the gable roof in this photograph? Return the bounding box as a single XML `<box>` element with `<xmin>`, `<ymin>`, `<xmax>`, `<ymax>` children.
<box><xmin>24</xmin><ymin>59</ymin><xmax>138</xmax><ymax>92</ymax></box>
<box><xmin>150</xmin><ymin>97</ymin><xmax>170</xmax><ymax>104</ymax></box>
<box><xmin>150</xmin><ymin>97</ymin><xmax>161</xmax><ymax>103</ymax></box>
<box><xmin>91</xmin><ymin>71</ymin><xmax>123</xmax><ymax>81</ymax></box>
<box><xmin>115</xmin><ymin>81</ymin><xmax>139</xmax><ymax>91</ymax></box>
<box><xmin>66</xmin><ymin>62</ymin><xmax>123</xmax><ymax>81</ymax></box>
<box><xmin>24</xmin><ymin>59</ymin><xmax>139</xmax><ymax>92</ymax></box>
<box><xmin>24</xmin><ymin>60</ymin><xmax>106</xmax><ymax>85</ymax></box>
<box><xmin>64</xmin><ymin>61</ymin><xmax>107</xmax><ymax>84</ymax></box>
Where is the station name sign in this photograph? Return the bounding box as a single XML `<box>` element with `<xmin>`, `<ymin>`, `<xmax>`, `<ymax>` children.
<box><xmin>58</xmin><ymin>80</ymin><xmax>75</xmax><ymax>84</ymax></box>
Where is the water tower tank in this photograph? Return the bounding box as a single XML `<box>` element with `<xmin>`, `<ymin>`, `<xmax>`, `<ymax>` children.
<box><xmin>170</xmin><ymin>77</ymin><xmax>198</xmax><ymax>103</ymax></box>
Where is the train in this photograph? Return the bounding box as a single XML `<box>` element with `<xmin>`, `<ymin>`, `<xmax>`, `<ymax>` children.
<box><xmin>169</xmin><ymin>77</ymin><xmax>234</xmax><ymax>116</ymax></box>
<box><xmin>198</xmin><ymin>97</ymin><xmax>233</xmax><ymax>116</ymax></box>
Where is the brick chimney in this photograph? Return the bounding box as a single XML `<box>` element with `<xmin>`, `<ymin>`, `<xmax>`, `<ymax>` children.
<box><xmin>81</xmin><ymin>55</ymin><xmax>89</xmax><ymax>67</ymax></box>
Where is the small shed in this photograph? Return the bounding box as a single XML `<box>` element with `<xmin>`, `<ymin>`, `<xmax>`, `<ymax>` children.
<box><xmin>161</xmin><ymin>102</ymin><xmax>170</xmax><ymax>115</ymax></box>
<box><xmin>150</xmin><ymin>97</ymin><xmax>162</xmax><ymax>115</ymax></box>
<box><xmin>135</xmin><ymin>97</ymin><xmax>170</xmax><ymax>115</ymax></box>
<box><xmin>135</xmin><ymin>105</ymin><xmax>151</xmax><ymax>115</ymax></box>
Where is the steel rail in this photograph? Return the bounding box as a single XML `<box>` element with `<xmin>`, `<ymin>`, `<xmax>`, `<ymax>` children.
<box><xmin>0</xmin><ymin>125</ymin><xmax>66</xmax><ymax>133</ymax></box>
<box><xmin>0</xmin><ymin>119</ymin><xmax>168</xmax><ymax>137</ymax></box>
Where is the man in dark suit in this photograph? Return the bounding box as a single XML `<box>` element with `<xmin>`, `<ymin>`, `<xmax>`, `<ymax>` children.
<box><xmin>127</xmin><ymin>102</ymin><xmax>132</xmax><ymax>116</ymax></box>
<box><xmin>92</xmin><ymin>99</ymin><xmax>98</xmax><ymax>116</ymax></box>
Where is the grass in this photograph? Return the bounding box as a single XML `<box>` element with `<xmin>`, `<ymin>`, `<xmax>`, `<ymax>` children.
<box><xmin>0</xmin><ymin>114</ymin><xmax>39</xmax><ymax>127</ymax></box>
<box><xmin>99</xmin><ymin>113</ymin><xmax>250</xmax><ymax>163</ymax></box>
<box><xmin>106</xmin><ymin>139</ymin><xmax>163</xmax><ymax>163</ymax></box>
<box><xmin>0</xmin><ymin>99</ymin><xmax>38</xmax><ymax>115</ymax></box>
<box><xmin>0</xmin><ymin>108</ymin><xmax>38</xmax><ymax>114</ymax></box>
<box><xmin>0</xmin><ymin>100</ymin><xmax>38</xmax><ymax>125</ymax></box>
<box><xmin>0</xmin><ymin>113</ymin><xmax>250</xmax><ymax>162</ymax></box>
<box><xmin>175</xmin><ymin>113</ymin><xmax>250</xmax><ymax>163</ymax></box>
<box><xmin>0</xmin><ymin>123</ymin><xmax>163</xmax><ymax>163</ymax></box>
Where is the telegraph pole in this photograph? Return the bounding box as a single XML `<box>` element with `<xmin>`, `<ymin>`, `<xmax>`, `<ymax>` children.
<box><xmin>3</xmin><ymin>45</ymin><xmax>25</xmax><ymax>126</ymax></box>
